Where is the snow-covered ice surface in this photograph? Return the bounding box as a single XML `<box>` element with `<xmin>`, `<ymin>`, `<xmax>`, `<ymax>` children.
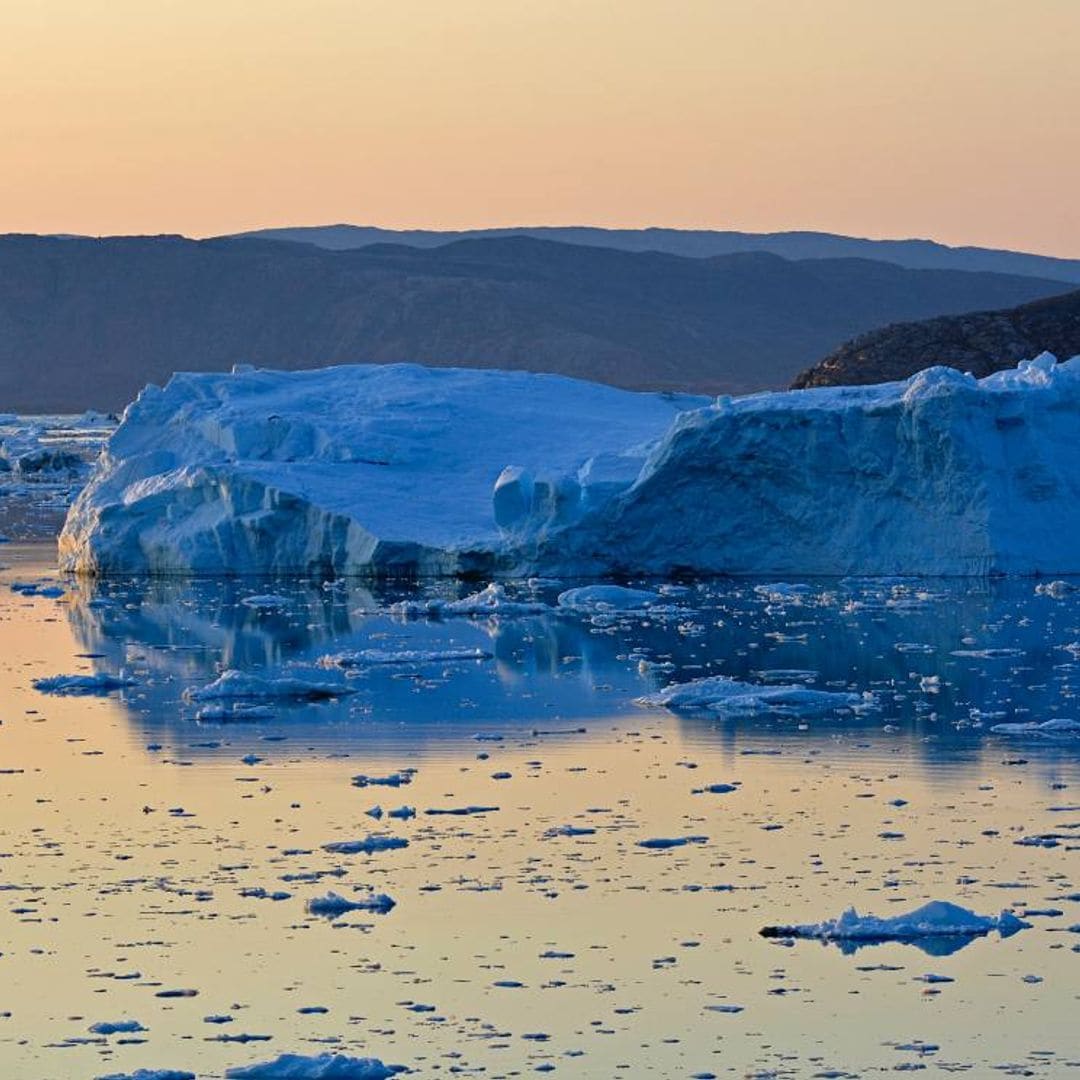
<box><xmin>59</xmin><ymin>363</ymin><xmax>704</xmax><ymax>576</ymax></box>
<box><xmin>59</xmin><ymin>353</ymin><xmax>1080</xmax><ymax>577</ymax></box>
<box><xmin>2</xmin><ymin>544</ymin><xmax>1079</xmax><ymax>1078</ymax></box>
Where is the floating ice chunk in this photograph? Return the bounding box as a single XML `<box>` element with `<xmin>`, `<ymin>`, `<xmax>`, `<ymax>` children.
<box><xmin>639</xmin><ymin>675</ymin><xmax>864</xmax><ymax>717</ymax></box>
<box><xmin>351</xmin><ymin>771</ymin><xmax>414</xmax><ymax>788</ymax></box>
<box><xmin>318</xmin><ymin>647</ymin><xmax>492</xmax><ymax>668</ymax></box>
<box><xmin>392</xmin><ymin>583</ymin><xmax>549</xmax><ymax>619</ymax></box>
<box><xmin>306</xmin><ymin>891</ymin><xmax>396</xmax><ymax>917</ymax></box>
<box><xmin>97</xmin><ymin>1071</ymin><xmax>195</xmax><ymax>1080</ymax></box>
<box><xmin>322</xmin><ymin>835</ymin><xmax>409</xmax><ymax>855</ymax></box>
<box><xmin>33</xmin><ymin>672</ymin><xmax>135</xmax><ymax>696</ymax></box>
<box><xmin>192</xmin><ymin>703</ymin><xmax>276</xmax><ymax>722</ymax></box>
<box><xmin>990</xmin><ymin>718</ymin><xmax>1080</xmax><ymax>736</ymax></box>
<box><xmin>556</xmin><ymin>585</ymin><xmax>665</xmax><ymax>614</ymax></box>
<box><xmin>89</xmin><ymin>1019</ymin><xmax>147</xmax><ymax>1035</ymax></box>
<box><xmin>753</xmin><ymin>583</ymin><xmax>811</xmax><ymax>603</ymax></box>
<box><xmin>240</xmin><ymin>593</ymin><xmax>291</xmax><ymax>610</ymax></box>
<box><xmin>761</xmin><ymin>900</ymin><xmax>1031</xmax><ymax>948</ymax></box>
<box><xmin>184</xmin><ymin>670</ymin><xmax>356</xmax><ymax>703</ymax></box>
<box><xmin>240</xmin><ymin>887</ymin><xmax>291</xmax><ymax>901</ymax></box>
<box><xmin>225</xmin><ymin>1053</ymin><xmax>405</xmax><ymax>1079</ymax></box>
<box><xmin>1035</xmin><ymin>580</ymin><xmax>1077</xmax><ymax>597</ymax></box>
<box><xmin>638</xmin><ymin>835</ymin><xmax>708</xmax><ymax>850</ymax></box>
<box><xmin>950</xmin><ymin>647</ymin><xmax>1024</xmax><ymax>659</ymax></box>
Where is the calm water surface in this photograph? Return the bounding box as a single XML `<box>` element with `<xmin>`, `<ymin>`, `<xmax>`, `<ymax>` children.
<box><xmin>0</xmin><ymin>543</ymin><xmax>1077</xmax><ymax>1078</ymax></box>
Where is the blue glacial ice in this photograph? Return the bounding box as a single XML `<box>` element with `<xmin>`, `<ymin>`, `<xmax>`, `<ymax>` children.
<box><xmin>224</xmin><ymin>1053</ymin><xmax>405</xmax><ymax>1079</ymax></box>
<box><xmin>58</xmin><ymin>353</ymin><xmax>1080</xmax><ymax>578</ymax></box>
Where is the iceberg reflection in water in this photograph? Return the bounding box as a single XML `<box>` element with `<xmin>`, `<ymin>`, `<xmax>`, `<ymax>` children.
<box><xmin>60</xmin><ymin>572</ymin><xmax>1080</xmax><ymax>764</ymax></box>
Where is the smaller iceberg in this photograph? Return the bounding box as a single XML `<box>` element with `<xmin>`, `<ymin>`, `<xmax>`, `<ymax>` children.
<box><xmin>183</xmin><ymin>670</ymin><xmax>356</xmax><ymax>703</ymax></box>
<box><xmin>97</xmin><ymin>1071</ymin><xmax>195</xmax><ymax>1080</ymax></box>
<box><xmin>990</xmin><ymin>718</ymin><xmax>1080</xmax><ymax>736</ymax></box>
<box><xmin>761</xmin><ymin>900</ymin><xmax>1031</xmax><ymax>957</ymax></box>
<box><xmin>639</xmin><ymin>674</ymin><xmax>864</xmax><ymax>716</ymax></box>
<box><xmin>318</xmin><ymin>646</ymin><xmax>492</xmax><ymax>668</ymax></box>
<box><xmin>225</xmin><ymin>1053</ymin><xmax>405</xmax><ymax>1079</ymax></box>
<box><xmin>391</xmin><ymin>583</ymin><xmax>549</xmax><ymax>619</ymax></box>
<box><xmin>33</xmin><ymin>672</ymin><xmax>135</xmax><ymax>696</ymax></box>
<box><xmin>306</xmin><ymin>891</ymin><xmax>396</xmax><ymax>917</ymax></box>
<box><xmin>556</xmin><ymin>584</ymin><xmax>666</xmax><ymax>614</ymax></box>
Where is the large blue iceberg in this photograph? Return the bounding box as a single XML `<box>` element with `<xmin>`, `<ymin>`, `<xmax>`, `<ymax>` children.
<box><xmin>59</xmin><ymin>353</ymin><xmax>1080</xmax><ymax>578</ymax></box>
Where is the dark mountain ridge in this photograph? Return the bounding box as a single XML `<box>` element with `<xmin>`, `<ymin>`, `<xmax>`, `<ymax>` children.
<box><xmin>0</xmin><ymin>232</ymin><xmax>1071</xmax><ymax>412</ymax></box>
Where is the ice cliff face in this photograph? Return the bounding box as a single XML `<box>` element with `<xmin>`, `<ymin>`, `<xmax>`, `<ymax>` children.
<box><xmin>58</xmin><ymin>364</ymin><xmax>703</xmax><ymax>576</ymax></box>
<box><xmin>544</xmin><ymin>351</ymin><xmax>1080</xmax><ymax>578</ymax></box>
<box><xmin>60</xmin><ymin>354</ymin><xmax>1080</xmax><ymax>578</ymax></box>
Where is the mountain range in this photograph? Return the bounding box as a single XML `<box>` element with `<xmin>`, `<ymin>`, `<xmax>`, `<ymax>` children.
<box><xmin>235</xmin><ymin>224</ymin><xmax>1080</xmax><ymax>284</ymax></box>
<box><xmin>0</xmin><ymin>230</ymin><xmax>1074</xmax><ymax>412</ymax></box>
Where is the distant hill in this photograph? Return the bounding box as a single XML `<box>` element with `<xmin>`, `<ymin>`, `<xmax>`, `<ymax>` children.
<box><xmin>792</xmin><ymin>289</ymin><xmax>1080</xmax><ymax>389</ymax></box>
<box><xmin>0</xmin><ymin>233</ymin><xmax>1071</xmax><ymax>412</ymax></box>
<box><xmin>233</xmin><ymin>224</ymin><xmax>1080</xmax><ymax>284</ymax></box>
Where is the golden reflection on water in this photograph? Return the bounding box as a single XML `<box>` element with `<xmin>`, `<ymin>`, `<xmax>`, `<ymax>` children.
<box><xmin>0</xmin><ymin>546</ymin><xmax>1076</xmax><ymax>1079</ymax></box>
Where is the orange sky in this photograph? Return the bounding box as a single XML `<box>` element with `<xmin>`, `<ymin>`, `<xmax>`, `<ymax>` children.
<box><xmin>2</xmin><ymin>0</ymin><xmax>1077</xmax><ymax>255</ymax></box>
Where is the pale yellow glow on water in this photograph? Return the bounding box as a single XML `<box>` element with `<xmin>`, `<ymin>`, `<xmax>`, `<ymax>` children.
<box><xmin>0</xmin><ymin>545</ymin><xmax>1076</xmax><ymax>1077</ymax></box>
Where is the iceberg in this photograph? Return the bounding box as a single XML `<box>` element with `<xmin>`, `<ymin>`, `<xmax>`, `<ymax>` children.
<box><xmin>224</xmin><ymin>1054</ymin><xmax>405</xmax><ymax>1079</ymax></box>
<box><xmin>60</xmin><ymin>363</ymin><xmax>702</xmax><ymax>577</ymax></box>
<box><xmin>60</xmin><ymin>353</ymin><xmax>1080</xmax><ymax>578</ymax></box>
<box><xmin>761</xmin><ymin>900</ymin><xmax>1031</xmax><ymax>954</ymax></box>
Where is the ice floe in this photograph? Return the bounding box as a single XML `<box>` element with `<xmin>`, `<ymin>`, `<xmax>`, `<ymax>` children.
<box><xmin>224</xmin><ymin>1053</ymin><xmax>405</xmax><ymax>1078</ymax></box>
<box><xmin>990</xmin><ymin>718</ymin><xmax>1080</xmax><ymax>736</ymax></box>
<box><xmin>761</xmin><ymin>900</ymin><xmax>1031</xmax><ymax>952</ymax></box>
<box><xmin>33</xmin><ymin>672</ymin><xmax>135</xmax><ymax>695</ymax></box>
<box><xmin>638</xmin><ymin>674</ymin><xmax>865</xmax><ymax>717</ymax></box>
<box><xmin>183</xmin><ymin>669</ymin><xmax>356</xmax><ymax>703</ymax></box>
<box><xmin>305</xmin><ymin>891</ymin><xmax>396</xmax><ymax>917</ymax></box>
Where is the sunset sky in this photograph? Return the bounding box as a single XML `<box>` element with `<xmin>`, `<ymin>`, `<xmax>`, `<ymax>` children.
<box><xmin>2</xmin><ymin>0</ymin><xmax>1077</xmax><ymax>255</ymax></box>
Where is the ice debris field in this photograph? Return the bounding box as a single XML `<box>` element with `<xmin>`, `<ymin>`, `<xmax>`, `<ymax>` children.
<box><xmin>1</xmin><ymin>357</ymin><xmax>1079</xmax><ymax>1077</ymax></box>
<box><xmin>0</xmin><ymin>542</ymin><xmax>1078</xmax><ymax>1078</ymax></box>
<box><xmin>57</xmin><ymin>353</ymin><xmax>1080</xmax><ymax>578</ymax></box>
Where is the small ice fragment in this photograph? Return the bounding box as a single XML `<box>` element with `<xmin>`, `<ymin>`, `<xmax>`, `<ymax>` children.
<box><xmin>33</xmin><ymin>672</ymin><xmax>135</xmax><ymax>696</ymax></box>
